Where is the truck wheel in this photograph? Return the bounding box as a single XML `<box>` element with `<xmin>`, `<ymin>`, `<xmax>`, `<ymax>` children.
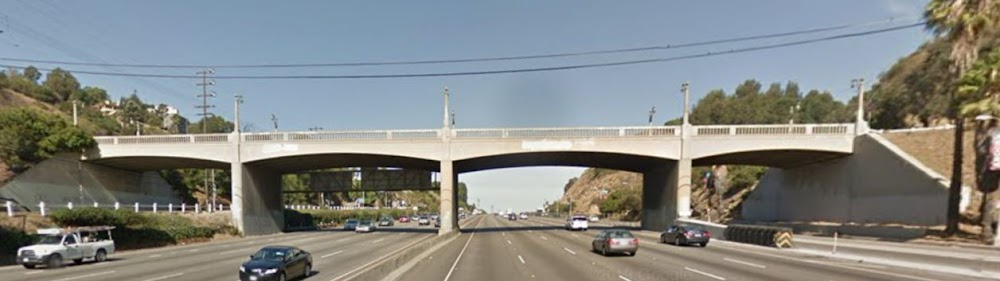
<box><xmin>47</xmin><ymin>254</ymin><xmax>62</xmax><ymax>268</ymax></box>
<box><xmin>95</xmin><ymin>249</ymin><xmax>107</xmax><ymax>262</ymax></box>
<box><xmin>22</xmin><ymin>264</ymin><xmax>35</xmax><ymax>269</ymax></box>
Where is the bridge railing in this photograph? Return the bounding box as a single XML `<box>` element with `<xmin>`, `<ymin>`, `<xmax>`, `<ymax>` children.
<box><xmin>692</xmin><ymin>124</ymin><xmax>854</xmax><ymax>136</ymax></box>
<box><xmin>94</xmin><ymin>133</ymin><xmax>231</xmax><ymax>145</ymax></box>
<box><xmin>242</xmin><ymin>129</ymin><xmax>442</xmax><ymax>142</ymax></box>
<box><xmin>452</xmin><ymin>126</ymin><xmax>680</xmax><ymax>139</ymax></box>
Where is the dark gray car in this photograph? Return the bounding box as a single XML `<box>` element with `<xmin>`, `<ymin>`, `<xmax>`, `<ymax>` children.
<box><xmin>239</xmin><ymin>246</ymin><xmax>312</xmax><ymax>281</ymax></box>
<box><xmin>660</xmin><ymin>224</ymin><xmax>710</xmax><ymax>247</ymax></box>
<box><xmin>591</xmin><ymin>229</ymin><xmax>638</xmax><ymax>256</ymax></box>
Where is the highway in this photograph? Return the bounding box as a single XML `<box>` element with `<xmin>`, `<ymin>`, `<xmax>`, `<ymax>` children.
<box><xmin>0</xmin><ymin>221</ymin><xmax>445</xmax><ymax>281</ymax></box>
<box><xmin>404</xmin><ymin>215</ymin><xmax>996</xmax><ymax>281</ymax></box>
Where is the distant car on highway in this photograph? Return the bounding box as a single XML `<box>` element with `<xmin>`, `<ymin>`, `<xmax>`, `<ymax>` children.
<box><xmin>592</xmin><ymin>229</ymin><xmax>638</xmax><ymax>256</ymax></box>
<box><xmin>434</xmin><ymin>217</ymin><xmax>441</xmax><ymax>228</ymax></box>
<box><xmin>418</xmin><ymin>216</ymin><xmax>431</xmax><ymax>226</ymax></box>
<box><xmin>356</xmin><ymin>220</ymin><xmax>376</xmax><ymax>233</ymax></box>
<box><xmin>507</xmin><ymin>213</ymin><xmax>517</xmax><ymax>221</ymax></box>
<box><xmin>660</xmin><ymin>224</ymin><xmax>710</xmax><ymax>247</ymax></box>
<box><xmin>379</xmin><ymin>216</ymin><xmax>394</xmax><ymax>227</ymax></box>
<box><xmin>343</xmin><ymin>219</ymin><xmax>359</xmax><ymax>231</ymax></box>
<box><xmin>565</xmin><ymin>215</ymin><xmax>588</xmax><ymax>231</ymax></box>
<box><xmin>410</xmin><ymin>215</ymin><xmax>420</xmax><ymax>222</ymax></box>
<box><xmin>589</xmin><ymin>216</ymin><xmax>600</xmax><ymax>222</ymax></box>
<box><xmin>430</xmin><ymin>214</ymin><xmax>439</xmax><ymax>220</ymax></box>
<box><xmin>519</xmin><ymin>212</ymin><xmax>528</xmax><ymax>220</ymax></box>
<box><xmin>399</xmin><ymin>216</ymin><xmax>411</xmax><ymax>223</ymax></box>
<box><xmin>239</xmin><ymin>246</ymin><xmax>312</xmax><ymax>281</ymax></box>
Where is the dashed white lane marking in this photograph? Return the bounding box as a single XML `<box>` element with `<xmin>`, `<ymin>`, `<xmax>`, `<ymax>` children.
<box><xmin>336</xmin><ymin>237</ymin><xmax>350</xmax><ymax>242</ymax></box>
<box><xmin>25</xmin><ymin>271</ymin><xmax>44</xmax><ymax>275</ymax></box>
<box><xmin>724</xmin><ymin>257</ymin><xmax>766</xmax><ymax>269</ymax></box>
<box><xmin>49</xmin><ymin>271</ymin><xmax>115</xmax><ymax>281</ymax></box>
<box><xmin>571</xmin><ymin>234</ymin><xmax>579</xmax><ymax>238</ymax></box>
<box><xmin>540</xmin><ymin>236</ymin><xmax>548</xmax><ymax>240</ymax></box>
<box><xmin>188</xmin><ymin>249</ymin><xmax>200</xmax><ymax>252</ymax></box>
<box><xmin>372</xmin><ymin>238</ymin><xmax>385</xmax><ymax>244</ymax></box>
<box><xmin>507</xmin><ymin>240</ymin><xmax>512</xmax><ymax>245</ymax></box>
<box><xmin>518</xmin><ymin>255</ymin><xmax>526</xmax><ymax>264</ymax></box>
<box><xmin>149</xmin><ymin>254</ymin><xmax>162</xmax><ymax>258</ymax></box>
<box><xmin>142</xmin><ymin>272</ymin><xmax>184</xmax><ymax>281</ymax></box>
<box><xmin>563</xmin><ymin>248</ymin><xmax>577</xmax><ymax>255</ymax></box>
<box><xmin>684</xmin><ymin>267</ymin><xmax>726</xmax><ymax>280</ymax></box>
<box><xmin>321</xmin><ymin>251</ymin><xmax>344</xmax><ymax>259</ymax></box>
<box><xmin>218</xmin><ymin>247</ymin><xmax>253</xmax><ymax>255</ymax></box>
<box><xmin>618</xmin><ymin>275</ymin><xmax>633</xmax><ymax>281</ymax></box>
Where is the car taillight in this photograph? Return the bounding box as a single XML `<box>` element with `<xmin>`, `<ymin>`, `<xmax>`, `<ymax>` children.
<box><xmin>631</xmin><ymin>238</ymin><xmax>638</xmax><ymax>244</ymax></box>
<box><xmin>684</xmin><ymin>231</ymin><xmax>693</xmax><ymax>238</ymax></box>
<box><xmin>705</xmin><ymin>231</ymin><xmax>711</xmax><ymax>237</ymax></box>
<box><xmin>610</xmin><ymin>240</ymin><xmax>618</xmax><ymax>245</ymax></box>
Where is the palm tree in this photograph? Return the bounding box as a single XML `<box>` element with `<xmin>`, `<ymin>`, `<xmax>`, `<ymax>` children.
<box><xmin>924</xmin><ymin>0</ymin><xmax>1000</xmax><ymax>235</ymax></box>
<box><xmin>958</xmin><ymin>48</ymin><xmax>1000</xmax><ymax>240</ymax></box>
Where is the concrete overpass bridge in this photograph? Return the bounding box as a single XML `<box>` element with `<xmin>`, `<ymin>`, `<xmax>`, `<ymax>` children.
<box><xmin>85</xmin><ymin>122</ymin><xmax>858</xmax><ymax>235</ymax></box>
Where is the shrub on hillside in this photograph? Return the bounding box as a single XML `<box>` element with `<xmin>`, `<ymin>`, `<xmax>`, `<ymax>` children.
<box><xmin>303</xmin><ymin>209</ymin><xmax>418</xmax><ymax>227</ymax></box>
<box><xmin>49</xmin><ymin>208</ymin><xmax>224</xmax><ymax>250</ymax></box>
<box><xmin>0</xmin><ymin>225</ymin><xmax>36</xmax><ymax>257</ymax></box>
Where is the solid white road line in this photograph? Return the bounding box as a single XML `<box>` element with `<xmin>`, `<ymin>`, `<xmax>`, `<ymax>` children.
<box><xmin>321</xmin><ymin>250</ymin><xmax>344</xmax><ymax>259</ymax></box>
<box><xmin>518</xmin><ymin>255</ymin><xmax>526</xmax><ymax>264</ymax></box>
<box><xmin>25</xmin><ymin>271</ymin><xmax>45</xmax><ymax>275</ymax></box>
<box><xmin>724</xmin><ymin>257</ymin><xmax>767</xmax><ymax>269</ymax></box>
<box><xmin>142</xmin><ymin>272</ymin><xmax>184</xmax><ymax>281</ymax></box>
<box><xmin>563</xmin><ymin>248</ymin><xmax>577</xmax><ymax>255</ymax></box>
<box><xmin>618</xmin><ymin>275</ymin><xmax>633</xmax><ymax>281</ymax></box>
<box><xmin>540</xmin><ymin>236</ymin><xmax>548</xmax><ymax>240</ymax></box>
<box><xmin>49</xmin><ymin>271</ymin><xmax>116</xmax><ymax>281</ymax></box>
<box><xmin>684</xmin><ymin>267</ymin><xmax>726</xmax><ymax>280</ymax></box>
<box><xmin>188</xmin><ymin>249</ymin><xmax>200</xmax><ymax>252</ymax></box>
<box><xmin>443</xmin><ymin>218</ymin><xmax>483</xmax><ymax>281</ymax></box>
<box><xmin>149</xmin><ymin>254</ymin><xmax>162</xmax><ymax>258</ymax></box>
<box><xmin>717</xmin><ymin>241</ymin><xmax>944</xmax><ymax>281</ymax></box>
<box><xmin>373</xmin><ymin>238</ymin><xmax>385</xmax><ymax>244</ymax></box>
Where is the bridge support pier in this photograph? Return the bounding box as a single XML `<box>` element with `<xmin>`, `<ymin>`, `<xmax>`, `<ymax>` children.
<box><xmin>439</xmin><ymin>160</ymin><xmax>459</xmax><ymax>235</ymax></box>
<box><xmin>642</xmin><ymin>159</ymin><xmax>690</xmax><ymax>231</ymax></box>
<box><xmin>231</xmin><ymin>163</ymin><xmax>284</xmax><ymax>236</ymax></box>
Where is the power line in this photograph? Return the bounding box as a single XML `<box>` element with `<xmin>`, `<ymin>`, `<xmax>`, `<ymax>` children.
<box><xmin>0</xmin><ymin>22</ymin><xmax>924</xmax><ymax>80</ymax></box>
<box><xmin>0</xmin><ymin>17</ymin><xmax>920</xmax><ymax>69</ymax></box>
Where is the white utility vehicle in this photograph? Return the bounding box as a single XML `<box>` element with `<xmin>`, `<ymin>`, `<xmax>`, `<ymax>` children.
<box><xmin>16</xmin><ymin>226</ymin><xmax>116</xmax><ymax>269</ymax></box>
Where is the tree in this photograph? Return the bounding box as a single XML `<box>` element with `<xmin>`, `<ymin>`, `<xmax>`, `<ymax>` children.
<box><xmin>70</xmin><ymin>87</ymin><xmax>110</xmax><ymax>106</ymax></box>
<box><xmin>0</xmin><ymin>107</ymin><xmax>95</xmax><ymax>172</ymax></box>
<box><xmin>42</xmin><ymin>68</ymin><xmax>80</xmax><ymax>102</ymax></box>
<box><xmin>22</xmin><ymin>66</ymin><xmax>40</xmax><ymax>84</ymax></box>
<box><xmin>958</xmin><ymin>47</ymin><xmax>1000</xmax><ymax>240</ymax></box>
<box><xmin>924</xmin><ymin>0</ymin><xmax>1000</xmax><ymax>235</ymax></box>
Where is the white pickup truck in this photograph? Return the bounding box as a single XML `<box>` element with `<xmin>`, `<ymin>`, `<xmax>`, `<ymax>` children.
<box><xmin>16</xmin><ymin>226</ymin><xmax>116</xmax><ymax>269</ymax></box>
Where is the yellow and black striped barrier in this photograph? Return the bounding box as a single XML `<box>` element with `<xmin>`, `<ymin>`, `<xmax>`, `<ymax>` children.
<box><xmin>723</xmin><ymin>224</ymin><xmax>794</xmax><ymax>248</ymax></box>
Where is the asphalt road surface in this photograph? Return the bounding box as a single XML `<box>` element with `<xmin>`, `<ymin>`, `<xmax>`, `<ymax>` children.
<box><xmin>0</xmin><ymin>221</ymin><xmax>442</xmax><ymax>281</ymax></box>
<box><xmin>402</xmin><ymin>215</ymin><xmax>996</xmax><ymax>281</ymax></box>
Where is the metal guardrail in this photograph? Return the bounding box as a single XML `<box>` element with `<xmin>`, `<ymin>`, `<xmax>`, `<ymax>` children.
<box><xmin>92</xmin><ymin>124</ymin><xmax>856</xmax><ymax>145</ymax></box>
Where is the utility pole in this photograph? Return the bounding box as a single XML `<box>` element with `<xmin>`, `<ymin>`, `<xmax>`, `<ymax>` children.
<box><xmin>681</xmin><ymin>82</ymin><xmax>691</xmax><ymax>125</ymax></box>
<box><xmin>196</xmin><ymin>69</ymin><xmax>216</xmax><ymax>211</ymax></box>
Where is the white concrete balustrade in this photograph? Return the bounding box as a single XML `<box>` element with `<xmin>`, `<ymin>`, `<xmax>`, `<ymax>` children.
<box><xmin>4</xmin><ymin>201</ymin><xmax>227</xmax><ymax>217</ymax></box>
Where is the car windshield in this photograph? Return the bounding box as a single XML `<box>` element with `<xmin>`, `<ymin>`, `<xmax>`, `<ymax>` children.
<box><xmin>680</xmin><ymin>225</ymin><xmax>705</xmax><ymax>231</ymax></box>
<box><xmin>607</xmin><ymin>231</ymin><xmax>634</xmax><ymax>238</ymax></box>
<box><xmin>346</xmin><ymin>220</ymin><xmax>358</xmax><ymax>224</ymax></box>
<box><xmin>572</xmin><ymin>217</ymin><xmax>588</xmax><ymax>221</ymax></box>
<box><xmin>251</xmin><ymin>248</ymin><xmax>288</xmax><ymax>261</ymax></box>
<box><xmin>359</xmin><ymin>221</ymin><xmax>372</xmax><ymax>226</ymax></box>
<box><xmin>37</xmin><ymin>235</ymin><xmax>63</xmax><ymax>245</ymax></box>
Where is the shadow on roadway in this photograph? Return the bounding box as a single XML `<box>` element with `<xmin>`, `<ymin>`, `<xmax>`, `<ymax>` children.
<box><xmin>298</xmin><ymin>227</ymin><xmax>439</xmax><ymax>234</ymax></box>
<box><xmin>460</xmin><ymin>223</ymin><xmax>641</xmax><ymax>234</ymax></box>
<box><xmin>22</xmin><ymin>257</ymin><xmax>125</xmax><ymax>270</ymax></box>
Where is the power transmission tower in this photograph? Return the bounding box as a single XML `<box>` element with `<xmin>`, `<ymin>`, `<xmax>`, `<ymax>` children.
<box><xmin>195</xmin><ymin>69</ymin><xmax>217</xmax><ymax>212</ymax></box>
<box><xmin>271</xmin><ymin>114</ymin><xmax>279</xmax><ymax>132</ymax></box>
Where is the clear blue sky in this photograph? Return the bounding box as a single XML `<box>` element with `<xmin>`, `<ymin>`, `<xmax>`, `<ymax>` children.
<box><xmin>1</xmin><ymin>0</ymin><xmax>931</xmax><ymax>211</ymax></box>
